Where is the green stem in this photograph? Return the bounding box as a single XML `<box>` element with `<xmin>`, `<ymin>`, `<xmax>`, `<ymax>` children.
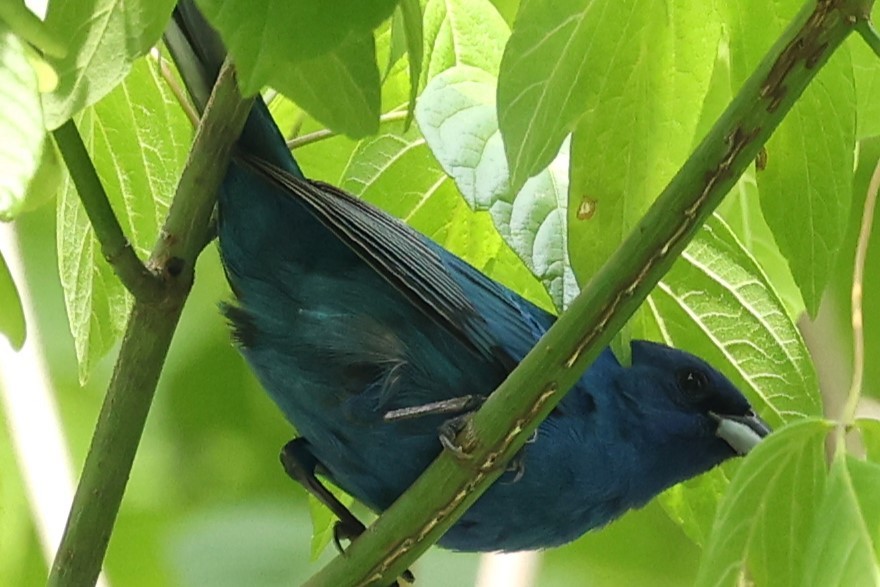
<box><xmin>286</xmin><ymin>110</ymin><xmax>408</xmax><ymax>149</ymax></box>
<box><xmin>52</xmin><ymin>121</ymin><xmax>163</xmax><ymax>301</ymax></box>
<box><xmin>0</xmin><ymin>1</ymin><xmax>66</xmax><ymax>57</ymax></box>
<box><xmin>46</xmin><ymin>61</ymin><xmax>254</xmax><ymax>587</ymax></box>
<box><xmin>304</xmin><ymin>1</ymin><xmax>867</xmax><ymax>585</ymax></box>
<box><xmin>840</xmin><ymin>155</ymin><xmax>880</xmax><ymax>427</ymax></box>
<box><xmin>856</xmin><ymin>17</ymin><xmax>880</xmax><ymax>57</ymax></box>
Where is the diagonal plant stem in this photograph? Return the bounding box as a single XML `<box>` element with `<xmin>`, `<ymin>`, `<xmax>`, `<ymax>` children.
<box><xmin>304</xmin><ymin>1</ymin><xmax>872</xmax><ymax>585</ymax></box>
<box><xmin>52</xmin><ymin>121</ymin><xmax>163</xmax><ymax>301</ymax></box>
<box><xmin>856</xmin><ymin>17</ymin><xmax>880</xmax><ymax>56</ymax></box>
<box><xmin>47</xmin><ymin>61</ymin><xmax>255</xmax><ymax>587</ymax></box>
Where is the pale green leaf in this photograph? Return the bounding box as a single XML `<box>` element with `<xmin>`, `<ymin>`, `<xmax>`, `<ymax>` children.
<box><xmin>0</xmin><ymin>24</ymin><xmax>45</xmax><ymax>221</ymax></box>
<box><xmin>340</xmin><ymin>126</ymin><xmax>553</xmax><ymax>310</ymax></box>
<box><xmin>416</xmin><ymin>65</ymin><xmax>576</xmax><ymax>309</ymax></box>
<box><xmin>696</xmin><ymin>419</ymin><xmax>831</xmax><ymax>587</ymax></box>
<box><xmin>57</xmin><ymin>58</ymin><xmax>191</xmax><ymax>382</ymax></box>
<box><xmin>718</xmin><ymin>177</ymin><xmax>806</xmax><ymax>321</ymax></box>
<box><xmin>419</xmin><ymin>0</ymin><xmax>508</xmax><ymax>88</ymax></box>
<box><xmin>654</xmin><ymin>216</ymin><xmax>821</xmax><ymax>425</ymax></box>
<box><xmin>801</xmin><ymin>456</ymin><xmax>880</xmax><ymax>586</ymax></box>
<box><xmin>0</xmin><ymin>251</ymin><xmax>26</xmax><ymax>349</ymax></box>
<box><xmin>42</xmin><ymin>0</ymin><xmax>176</xmax><ymax>128</ymax></box>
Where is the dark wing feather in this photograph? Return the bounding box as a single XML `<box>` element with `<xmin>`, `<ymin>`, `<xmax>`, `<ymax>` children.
<box><xmin>237</xmin><ymin>153</ymin><xmax>516</xmax><ymax>369</ymax></box>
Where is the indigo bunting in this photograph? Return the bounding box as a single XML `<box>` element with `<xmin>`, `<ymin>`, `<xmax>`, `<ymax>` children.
<box><xmin>169</xmin><ymin>5</ymin><xmax>770</xmax><ymax>555</ymax></box>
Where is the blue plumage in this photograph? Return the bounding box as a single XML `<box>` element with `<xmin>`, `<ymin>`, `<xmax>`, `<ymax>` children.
<box><xmin>170</xmin><ymin>4</ymin><xmax>770</xmax><ymax>554</ymax></box>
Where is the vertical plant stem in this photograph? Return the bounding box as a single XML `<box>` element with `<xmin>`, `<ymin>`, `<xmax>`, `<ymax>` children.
<box><xmin>47</xmin><ymin>62</ymin><xmax>254</xmax><ymax>587</ymax></box>
<box><xmin>840</xmin><ymin>155</ymin><xmax>880</xmax><ymax>427</ymax></box>
<box><xmin>52</xmin><ymin>121</ymin><xmax>162</xmax><ymax>300</ymax></box>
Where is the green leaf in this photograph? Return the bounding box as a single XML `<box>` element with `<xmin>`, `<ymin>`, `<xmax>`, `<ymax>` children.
<box><xmin>195</xmin><ymin>0</ymin><xmax>392</xmax><ymax>137</ymax></box>
<box><xmin>654</xmin><ymin>216</ymin><xmax>821</xmax><ymax>426</ymax></box>
<box><xmin>801</xmin><ymin>455</ymin><xmax>880</xmax><ymax>585</ymax></box>
<box><xmin>307</xmin><ymin>487</ymin><xmax>354</xmax><ymax>560</ymax></box>
<box><xmin>724</xmin><ymin>0</ymin><xmax>857</xmax><ymax>317</ymax></box>
<box><xmin>340</xmin><ymin>125</ymin><xmax>554</xmax><ymax>311</ymax></box>
<box><xmin>719</xmin><ymin>177</ymin><xmax>806</xmax><ymax>320</ymax></box>
<box><xmin>859</xmin><ymin>419</ymin><xmax>880</xmax><ymax>463</ymax></box>
<box><xmin>196</xmin><ymin>0</ymin><xmax>396</xmax><ymax>78</ymax></box>
<box><xmin>0</xmin><ymin>23</ymin><xmax>45</xmax><ymax>221</ymax></box>
<box><xmin>696</xmin><ymin>419</ymin><xmax>832</xmax><ymax>587</ymax></box>
<box><xmin>416</xmin><ymin>65</ymin><xmax>576</xmax><ymax>309</ymax></box>
<box><xmin>420</xmin><ymin>0</ymin><xmax>508</xmax><ymax>87</ymax></box>
<box><xmin>57</xmin><ymin>58</ymin><xmax>191</xmax><ymax>382</ymax></box>
<box><xmin>851</xmin><ymin>33</ymin><xmax>880</xmax><ymax>140</ymax></box>
<box><xmin>0</xmin><ymin>250</ymin><xmax>26</xmax><ymax>349</ymax></box>
<box><xmin>414</xmin><ymin>1</ymin><xmax>569</xmax><ymax>303</ymax></box>
<box><xmin>500</xmin><ymin>0</ymin><xmax>719</xmax><ymax>193</ymax></box>
<box><xmin>271</xmin><ymin>32</ymin><xmax>381</xmax><ymax>138</ymax></box>
<box><xmin>656</xmin><ymin>216</ymin><xmax>821</xmax><ymax>544</ymax></box>
<box><xmin>565</xmin><ymin>1</ymin><xmax>720</xmax><ymax>288</ymax></box>
<box><xmin>42</xmin><ymin>0</ymin><xmax>176</xmax><ymax>129</ymax></box>
<box><xmin>756</xmin><ymin>47</ymin><xmax>856</xmax><ymax>317</ymax></box>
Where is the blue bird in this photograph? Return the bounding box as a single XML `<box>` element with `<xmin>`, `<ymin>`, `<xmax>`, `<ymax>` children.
<box><xmin>169</xmin><ymin>4</ymin><xmax>770</xmax><ymax>556</ymax></box>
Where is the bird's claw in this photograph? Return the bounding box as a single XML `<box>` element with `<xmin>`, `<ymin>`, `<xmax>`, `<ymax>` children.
<box><xmin>438</xmin><ymin>413</ymin><xmax>474</xmax><ymax>460</ymax></box>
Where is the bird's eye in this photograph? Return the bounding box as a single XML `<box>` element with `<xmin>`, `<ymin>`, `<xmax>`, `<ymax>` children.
<box><xmin>677</xmin><ymin>369</ymin><xmax>710</xmax><ymax>395</ymax></box>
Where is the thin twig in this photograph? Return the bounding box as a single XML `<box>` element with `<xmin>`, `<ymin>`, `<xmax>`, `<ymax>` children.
<box><xmin>151</xmin><ymin>48</ymin><xmax>200</xmax><ymax>128</ymax></box>
<box><xmin>52</xmin><ymin>121</ymin><xmax>163</xmax><ymax>301</ymax></box>
<box><xmin>841</xmin><ymin>155</ymin><xmax>880</xmax><ymax>427</ymax></box>
<box><xmin>286</xmin><ymin>110</ymin><xmax>409</xmax><ymax>149</ymax></box>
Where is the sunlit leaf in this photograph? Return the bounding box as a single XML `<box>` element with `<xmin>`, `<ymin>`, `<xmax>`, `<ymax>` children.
<box><xmin>725</xmin><ymin>0</ymin><xmax>857</xmax><ymax>317</ymax></box>
<box><xmin>696</xmin><ymin>419</ymin><xmax>831</xmax><ymax>587</ymax></box>
<box><xmin>420</xmin><ymin>0</ymin><xmax>508</xmax><ymax>87</ymax></box>
<box><xmin>417</xmin><ymin>65</ymin><xmax>575</xmax><ymax>309</ymax></box>
<box><xmin>565</xmin><ymin>1</ymin><xmax>720</xmax><ymax>289</ymax></box>
<box><xmin>42</xmin><ymin>0</ymin><xmax>176</xmax><ymax>128</ymax></box>
<box><xmin>57</xmin><ymin>58</ymin><xmax>191</xmax><ymax>382</ymax></box>
<box><xmin>0</xmin><ymin>24</ymin><xmax>45</xmax><ymax>221</ymax></box>
<box><xmin>340</xmin><ymin>126</ymin><xmax>554</xmax><ymax>310</ymax></box>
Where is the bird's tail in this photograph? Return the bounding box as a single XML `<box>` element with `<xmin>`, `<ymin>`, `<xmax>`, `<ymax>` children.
<box><xmin>164</xmin><ymin>1</ymin><xmax>304</xmax><ymax>179</ymax></box>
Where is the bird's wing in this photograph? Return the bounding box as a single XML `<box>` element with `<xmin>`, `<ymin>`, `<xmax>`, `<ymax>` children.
<box><xmin>237</xmin><ymin>154</ymin><xmax>552</xmax><ymax>370</ymax></box>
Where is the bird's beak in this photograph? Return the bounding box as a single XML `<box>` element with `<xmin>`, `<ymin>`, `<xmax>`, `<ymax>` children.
<box><xmin>710</xmin><ymin>411</ymin><xmax>772</xmax><ymax>455</ymax></box>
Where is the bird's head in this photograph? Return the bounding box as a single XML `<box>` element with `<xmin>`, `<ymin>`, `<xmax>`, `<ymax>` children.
<box><xmin>616</xmin><ymin>340</ymin><xmax>771</xmax><ymax>487</ymax></box>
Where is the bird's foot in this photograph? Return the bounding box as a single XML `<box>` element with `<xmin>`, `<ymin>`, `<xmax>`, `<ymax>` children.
<box><xmin>280</xmin><ymin>438</ymin><xmax>415</xmax><ymax>585</ymax></box>
<box><xmin>438</xmin><ymin>413</ymin><xmax>477</xmax><ymax>460</ymax></box>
